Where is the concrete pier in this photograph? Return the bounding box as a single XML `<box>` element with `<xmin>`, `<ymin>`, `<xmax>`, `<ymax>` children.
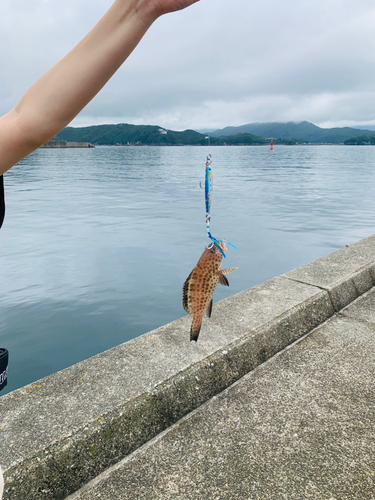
<box><xmin>68</xmin><ymin>288</ymin><xmax>375</xmax><ymax>500</ymax></box>
<box><xmin>0</xmin><ymin>235</ymin><xmax>375</xmax><ymax>499</ymax></box>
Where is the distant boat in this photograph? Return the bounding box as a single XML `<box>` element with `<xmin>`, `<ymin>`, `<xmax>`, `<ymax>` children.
<box><xmin>270</xmin><ymin>140</ymin><xmax>274</xmax><ymax>151</ymax></box>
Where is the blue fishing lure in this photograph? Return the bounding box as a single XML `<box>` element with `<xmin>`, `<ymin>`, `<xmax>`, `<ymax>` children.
<box><xmin>204</xmin><ymin>155</ymin><xmax>238</xmax><ymax>258</ymax></box>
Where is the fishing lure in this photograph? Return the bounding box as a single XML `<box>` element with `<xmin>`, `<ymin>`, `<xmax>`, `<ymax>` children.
<box><xmin>204</xmin><ymin>155</ymin><xmax>238</xmax><ymax>257</ymax></box>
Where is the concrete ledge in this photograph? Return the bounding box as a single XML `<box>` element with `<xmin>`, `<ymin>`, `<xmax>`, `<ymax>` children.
<box><xmin>69</xmin><ymin>295</ymin><xmax>375</xmax><ymax>500</ymax></box>
<box><xmin>1</xmin><ymin>235</ymin><xmax>375</xmax><ymax>500</ymax></box>
<box><xmin>283</xmin><ymin>234</ymin><xmax>375</xmax><ymax>310</ymax></box>
<box><xmin>1</xmin><ymin>278</ymin><xmax>332</xmax><ymax>500</ymax></box>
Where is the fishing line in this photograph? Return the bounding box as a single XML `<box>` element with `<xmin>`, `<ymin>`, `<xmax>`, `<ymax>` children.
<box><xmin>201</xmin><ymin>29</ymin><xmax>237</xmax><ymax>258</ymax></box>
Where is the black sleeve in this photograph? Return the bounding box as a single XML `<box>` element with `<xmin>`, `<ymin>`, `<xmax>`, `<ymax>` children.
<box><xmin>0</xmin><ymin>175</ymin><xmax>5</xmax><ymax>229</ymax></box>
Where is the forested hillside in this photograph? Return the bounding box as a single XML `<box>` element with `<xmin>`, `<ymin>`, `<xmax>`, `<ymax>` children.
<box><xmin>55</xmin><ymin>123</ymin><xmax>304</xmax><ymax>146</ymax></box>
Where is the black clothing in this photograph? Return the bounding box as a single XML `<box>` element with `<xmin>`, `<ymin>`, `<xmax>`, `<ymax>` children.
<box><xmin>0</xmin><ymin>178</ymin><xmax>7</xmax><ymax>392</ymax></box>
<box><xmin>0</xmin><ymin>175</ymin><xmax>4</xmax><ymax>229</ymax></box>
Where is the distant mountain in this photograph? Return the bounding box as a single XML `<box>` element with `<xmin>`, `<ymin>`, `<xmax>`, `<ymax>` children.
<box><xmin>210</xmin><ymin>121</ymin><xmax>375</xmax><ymax>144</ymax></box>
<box><xmin>194</xmin><ymin>128</ymin><xmax>216</xmax><ymax>134</ymax></box>
<box><xmin>352</xmin><ymin>125</ymin><xmax>375</xmax><ymax>131</ymax></box>
<box><xmin>55</xmin><ymin>123</ymin><xmax>302</xmax><ymax>146</ymax></box>
<box><xmin>56</xmin><ymin>124</ymin><xmax>208</xmax><ymax>146</ymax></box>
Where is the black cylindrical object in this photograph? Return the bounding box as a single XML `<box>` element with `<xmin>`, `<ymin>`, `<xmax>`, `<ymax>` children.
<box><xmin>0</xmin><ymin>348</ymin><xmax>9</xmax><ymax>391</ymax></box>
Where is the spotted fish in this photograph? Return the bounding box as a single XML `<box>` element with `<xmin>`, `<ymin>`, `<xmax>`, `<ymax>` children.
<box><xmin>182</xmin><ymin>240</ymin><xmax>238</xmax><ymax>342</ymax></box>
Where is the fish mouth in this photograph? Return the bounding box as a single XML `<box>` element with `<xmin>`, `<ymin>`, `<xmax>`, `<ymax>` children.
<box><xmin>219</xmin><ymin>240</ymin><xmax>227</xmax><ymax>253</ymax></box>
<box><xmin>205</xmin><ymin>239</ymin><xmax>227</xmax><ymax>255</ymax></box>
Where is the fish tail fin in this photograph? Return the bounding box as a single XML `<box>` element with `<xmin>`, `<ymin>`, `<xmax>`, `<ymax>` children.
<box><xmin>190</xmin><ymin>316</ymin><xmax>202</xmax><ymax>342</ymax></box>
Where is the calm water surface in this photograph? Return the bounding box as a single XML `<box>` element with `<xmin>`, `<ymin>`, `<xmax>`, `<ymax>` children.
<box><xmin>1</xmin><ymin>145</ymin><xmax>375</xmax><ymax>394</ymax></box>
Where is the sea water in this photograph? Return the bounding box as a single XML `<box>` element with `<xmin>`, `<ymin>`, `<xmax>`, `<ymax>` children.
<box><xmin>1</xmin><ymin>145</ymin><xmax>375</xmax><ymax>394</ymax></box>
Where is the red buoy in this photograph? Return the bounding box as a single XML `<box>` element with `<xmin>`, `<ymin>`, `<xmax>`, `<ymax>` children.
<box><xmin>270</xmin><ymin>140</ymin><xmax>274</xmax><ymax>151</ymax></box>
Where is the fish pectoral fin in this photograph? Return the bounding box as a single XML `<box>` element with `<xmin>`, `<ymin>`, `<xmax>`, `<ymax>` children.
<box><xmin>206</xmin><ymin>299</ymin><xmax>213</xmax><ymax>318</ymax></box>
<box><xmin>218</xmin><ymin>274</ymin><xmax>229</xmax><ymax>286</ymax></box>
<box><xmin>221</xmin><ymin>267</ymin><xmax>238</xmax><ymax>275</ymax></box>
<box><xmin>218</xmin><ymin>267</ymin><xmax>238</xmax><ymax>286</ymax></box>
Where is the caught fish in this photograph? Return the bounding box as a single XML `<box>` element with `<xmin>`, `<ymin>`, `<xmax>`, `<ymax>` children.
<box><xmin>182</xmin><ymin>240</ymin><xmax>238</xmax><ymax>342</ymax></box>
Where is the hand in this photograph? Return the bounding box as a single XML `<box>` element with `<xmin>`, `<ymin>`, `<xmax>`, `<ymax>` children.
<box><xmin>134</xmin><ymin>0</ymin><xmax>200</xmax><ymax>25</ymax></box>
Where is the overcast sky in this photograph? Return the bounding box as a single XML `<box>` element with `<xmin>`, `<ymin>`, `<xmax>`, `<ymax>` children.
<box><xmin>2</xmin><ymin>0</ymin><xmax>375</xmax><ymax>131</ymax></box>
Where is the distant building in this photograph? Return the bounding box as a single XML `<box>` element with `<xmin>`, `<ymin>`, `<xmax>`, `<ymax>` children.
<box><xmin>159</xmin><ymin>128</ymin><xmax>168</xmax><ymax>135</ymax></box>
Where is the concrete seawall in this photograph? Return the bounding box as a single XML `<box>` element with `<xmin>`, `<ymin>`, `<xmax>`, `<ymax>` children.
<box><xmin>1</xmin><ymin>234</ymin><xmax>375</xmax><ymax>500</ymax></box>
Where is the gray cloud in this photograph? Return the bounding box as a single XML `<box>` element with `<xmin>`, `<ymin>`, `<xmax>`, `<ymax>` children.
<box><xmin>2</xmin><ymin>0</ymin><xmax>375</xmax><ymax>130</ymax></box>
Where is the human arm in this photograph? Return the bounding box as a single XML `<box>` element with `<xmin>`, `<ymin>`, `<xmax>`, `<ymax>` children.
<box><xmin>0</xmin><ymin>0</ymin><xmax>199</xmax><ymax>176</ymax></box>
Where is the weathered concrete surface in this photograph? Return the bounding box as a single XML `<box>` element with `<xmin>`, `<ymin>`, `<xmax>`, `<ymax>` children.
<box><xmin>341</xmin><ymin>286</ymin><xmax>375</xmax><ymax>324</ymax></box>
<box><xmin>68</xmin><ymin>288</ymin><xmax>375</xmax><ymax>500</ymax></box>
<box><xmin>1</xmin><ymin>234</ymin><xmax>375</xmax><ymax>500</ymax></box>
<box><xmin>284</xmin><ymin>234</ymin><xmax>375</xmax><ymax>311</ymax></box>
<box><xmin>0</xmin><ymin>276</ymin><xmax>332</xmax><ymax>500</ymax></box>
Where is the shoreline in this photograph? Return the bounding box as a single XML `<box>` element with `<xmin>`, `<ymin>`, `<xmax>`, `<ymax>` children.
<box><xmin>40</xmin><ymin>140</ymin><xmax>95</xmax><ymax>148</ymax></box>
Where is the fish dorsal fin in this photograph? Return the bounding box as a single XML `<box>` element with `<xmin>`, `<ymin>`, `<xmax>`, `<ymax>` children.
<box><xmin>182</xmin><ymin>270</ymin><xmax>194</xmax><ymax>314</ymax></box>
<box><xmin>206</xmin><ymin>299</ymin><xmax>213</xmax><ymax>318</ymax></box>
<box><xmin>221</xmin><ymin>267</ymin><xmax>238</xmax><ymax>275</ymax></box>
<box><xmin>218</xmin><ymin>274</ymin><xmax>229</xmax><ymax>286</ymax></box>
